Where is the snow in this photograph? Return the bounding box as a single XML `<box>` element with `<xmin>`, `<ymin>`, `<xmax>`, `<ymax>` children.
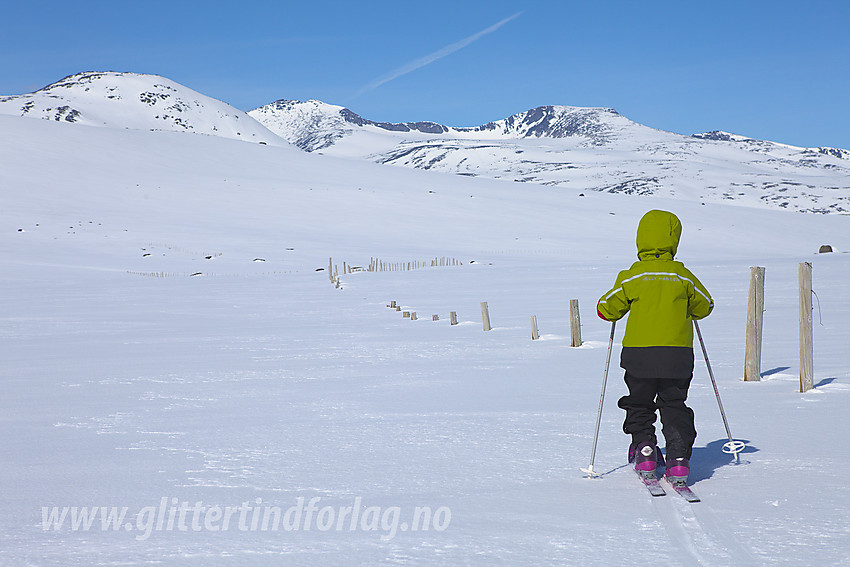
<box><xmin>251</xmin><ymin>99</ymin><xmax>850</xmax><ymax>215</ymax></box>
<box><xmin>0</xmin><ymin>72</ymin><xmax>285</xmax><ymax>146</ymax></box>
<box><xmin>2</xmin><ymin>104</ymin><xmax>850</xmax><ymax>566</ymax></box>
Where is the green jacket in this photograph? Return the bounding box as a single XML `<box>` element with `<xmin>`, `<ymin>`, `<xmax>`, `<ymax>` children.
<box><xmin>597</xmin><ymin>210</ymin><xmax>713</xmax><ymax>348</ymax></box>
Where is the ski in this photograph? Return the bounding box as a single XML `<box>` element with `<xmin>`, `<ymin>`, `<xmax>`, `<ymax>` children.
<box><xmin>635</xmin><ymin>468</ymin><xmax>666</xmax><ymax>496</ymax></box>
<box><xmin>665</xmin><ymin>478</ymin><xmax>700</xmax><ymax>502</ymax></box>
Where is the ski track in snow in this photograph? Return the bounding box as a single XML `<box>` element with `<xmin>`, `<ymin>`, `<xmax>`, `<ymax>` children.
<box><xmin>651</xmin><ymin>490</ymin><xmax>762</xmax><ymax>566</ymax></box>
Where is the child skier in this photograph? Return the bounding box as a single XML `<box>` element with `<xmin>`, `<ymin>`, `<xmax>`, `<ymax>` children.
<box><xmin>596</xmin><ymin>210</ymin><xmax>713</xmax><ymax>485</ymax></box>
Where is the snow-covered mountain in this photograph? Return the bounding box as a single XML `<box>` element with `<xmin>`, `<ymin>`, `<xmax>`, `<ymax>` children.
<box><xmin>251</xmin><ymin>100</ymin><xmax>850</xmax><ymax>214</ymax></box>
<box><xmin>0</xmin><ymin>71</ymin><xmax>286</xmax><ymax>145</ymax></box>
<box><xmin>3</xmin><ymin>71</ymin><xmax>848</xmax><ymax>214</ymax></box>
<box><xmin>692</xmin><ymin>129</ymin><xmax>850</xmax><ymax>159</ymax></box>
<box><xmin>248</xmin><ymin>100</ymin><xmax>631</xmax><ymax>150</ymax></box>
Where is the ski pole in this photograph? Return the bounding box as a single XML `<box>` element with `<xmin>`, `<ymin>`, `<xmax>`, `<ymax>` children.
<box><xmin>694</xmin><ymin>320</ymin><xmax>746</xmax><ymax>463</ymax></box>
<box><xmin>581</xmin><ymin>320</ymin><xmax>616</xmax><ymax>478</ymax></box>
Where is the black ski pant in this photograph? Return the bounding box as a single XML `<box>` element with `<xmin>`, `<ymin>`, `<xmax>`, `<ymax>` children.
<box><xmin>617</xmin><ymin>372</ymin><xmax>696</xmax><ymax>460</ymax></box>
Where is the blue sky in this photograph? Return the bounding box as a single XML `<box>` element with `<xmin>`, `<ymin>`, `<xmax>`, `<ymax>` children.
<box><xmin>2</xmin><ymin>0</ymin><xmax>848</xmax><ymax>149</ymax></box>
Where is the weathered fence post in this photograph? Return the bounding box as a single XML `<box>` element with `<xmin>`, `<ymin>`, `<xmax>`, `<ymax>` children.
<box><xmin>570</xmin><ymin>299</ymin><xmax>582</xmax><ymax>347</ymax></box>
<box><xmin>530</xmin><ymin>315</ymin><xmax>540</xmax><ymax>340</ymax></box>
<box><xmin>450</xmin><ymin>311</ymin><xmax>458</xmax><ymax>326</ymax></box>
<box><xmin>480</xmin><ymin>302</ymin><xmax>492</xmax><ymax>332</ymax></box>
<box><xmin>799</xmin><ymin>262</ymin><xmax>814</xmax><ymax>393</ymax></box>
<box><xmin>744</xmin><ymin>266</ymin><xmax>765</xmax><ymax>381</ymax></box>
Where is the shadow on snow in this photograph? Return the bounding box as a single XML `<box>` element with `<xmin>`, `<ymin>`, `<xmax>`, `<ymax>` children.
<box><xmin>689</xmin><ymin>438</ymin><xmax>758</xmax><ymax>483</ymax></box>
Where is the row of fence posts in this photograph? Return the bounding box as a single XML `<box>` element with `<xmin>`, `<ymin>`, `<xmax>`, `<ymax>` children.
<box><xmin>328</xmin><ymin>256</ymin><xmax>462</xmax><ymax>287</ymax></box>
<box><xmin>744</xmin><ymin>263</ymin><xmax>814</xmax><ymax>393</ymax></box>
<box><xmin>388</xmin><ymin>299</ymin><xmax>584</xmax><ymax>346</ymax></box>
<box><xmin>339</xmin><ymin>256</ymin><xmax>818</xmax><ymax>389</ymax></box>
<box><xmin>369</xmin><ymin>256</ymin><xmax>462</xmax><ymax>272</ymax></box>
<box><xmin>331</xmin><ymin>256</ymin><xmax>578</xmax><ymax>344</ymax></box>
<box><xmin>126</xmin><ymin>271</ymin><xmax>182</xmax><ymax>278</ymax></box>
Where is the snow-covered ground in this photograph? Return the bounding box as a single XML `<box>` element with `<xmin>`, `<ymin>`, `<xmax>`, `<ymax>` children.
<box><xmin>1</xmin><ymin>113</ymin><xmax>849</xmax><ymax>566</ymax></box>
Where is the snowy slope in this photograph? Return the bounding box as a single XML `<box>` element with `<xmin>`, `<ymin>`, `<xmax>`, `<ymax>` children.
<box><xmin>251</xmin><ymin>100</ymin><xmax>850</xmax><ymax>214</ymax></box>
<box><xmin>2</xmin><ymin>110</ymin><xmax>850</xmax><ymax>566</ymax></box>
<box><xmin>0</xmin><ymin>71</ymin><xmax>286</xmax><ymax>146</ymax></box>
<box><xmin>3</xmin><ymin>71</ymin><xmax>848</xmax><ymax>214</ymax></box>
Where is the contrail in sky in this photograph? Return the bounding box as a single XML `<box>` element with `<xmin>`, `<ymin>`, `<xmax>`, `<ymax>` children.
<box><xmin>352</xmin><ymin>12</ymin><xmax>523</xmax><ymax>99</ymax></box>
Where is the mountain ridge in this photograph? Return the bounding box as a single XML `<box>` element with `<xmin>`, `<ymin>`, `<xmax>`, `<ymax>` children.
<box><xmin>2</xmin><ymin>71</ymin><xmax>848</xmax><ymax>214</ymax></box>
<box><xmin>248</xmin><ymin>100</ymin><xmax>642</xmax><ymax>151</ymax></box>
<box><xmin>249</xmin><ymin>98</ymin><xmax>850</xmax><ymax>214</ymax></box>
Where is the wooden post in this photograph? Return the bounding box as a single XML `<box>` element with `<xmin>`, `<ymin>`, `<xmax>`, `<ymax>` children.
<box><xmin>799</xmin><ymin>262</ymin><xmax>814</xmax><ymax>393</ymax></box>
<box><xmin>480</xmin><ymin>302</ymin><xmax>492</xmax><ymax>331</ymax></box>
<box><xmin>570</xmin><ymin>299</ymin><xmax>582</xmax><ymax>347</ymax></box>
<box><xmin>450</xmin><ymin>311</ymin><xmax>458</xmax><ymax>326</ymax></box>
<box><xmin>744</xmin><ymin>266</ymin><xmax>765</xmax><ymax>381</ymax></box>
<box><xmin>530</xmin><ymin>315</ymin><xmax>540</xmax><ymax>340</ymax></box>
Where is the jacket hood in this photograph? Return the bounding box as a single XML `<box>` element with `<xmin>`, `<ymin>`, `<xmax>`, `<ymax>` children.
<box><xmin>636</xmin><ymin>210</ymin><xmax>682</xmax><ymax>260</ymax></box>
